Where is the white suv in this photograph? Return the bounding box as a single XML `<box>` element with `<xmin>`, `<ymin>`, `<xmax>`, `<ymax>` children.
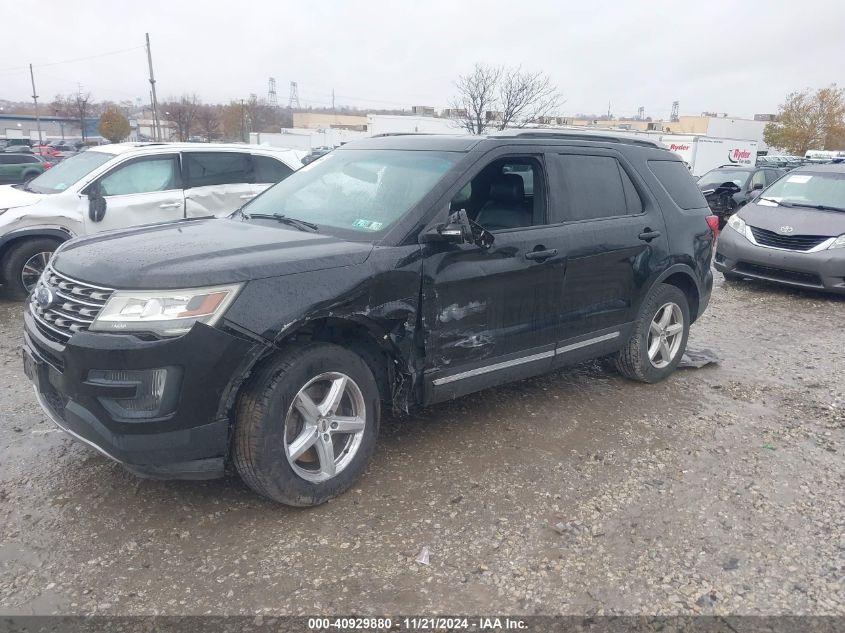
<box><xmin>0</xmin><ymin>142</ymin><xmax>302</xmax><ymax>298</ymax></box>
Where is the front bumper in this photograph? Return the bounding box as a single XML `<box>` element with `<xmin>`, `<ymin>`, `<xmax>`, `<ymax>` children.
<box><xmin>23</xmin><ymin>310</ymin><xmax>263</xmax><ymax>479</ymax></box>
<box><xmin>715</xmin><ymin>226</ymin><xmax>845</xmax><ymax>294</ymax></box>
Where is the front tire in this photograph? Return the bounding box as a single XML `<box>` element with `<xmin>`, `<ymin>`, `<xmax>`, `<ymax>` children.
<box><xmin>233</xmin><ymin>343</ymin><xmax>380</xmax><ymax>506</ymax></box>
<box><xmin>1</xmin><ymin>238</ymin><xmax>59</xmax><ymax>300</ymax></box>
<box><xmin>613</xmin><ymin>283</ymin><xmax>690</xmax><ymax>383</ymax></box>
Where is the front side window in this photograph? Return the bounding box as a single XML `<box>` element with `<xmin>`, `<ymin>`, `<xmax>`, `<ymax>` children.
<box><xmin>26</xmin><ymin>150</ymin><xmax>113</xmax><ymax>194</ymax></box>
<box><xmin>98</xmin><ymin>156</ymin><xmax>180</xmax><ymax>196</ymax></box>
<box><xmin>549</xmin><ymin>154</ymin><xmax>638</xmax><ymax>222</ymax></box>
<box><xmin>184</xmin><ymin>152</ymin><xmax>251</xmax><ymax>188</ymax></box>
<box><xmin>450</xmin><ymin>157</ymin><xmax>546</xmax><ymax>231</ymax></box>
<box><xmin>242</xmin><ymin>149</ymin><xmax>458</xmax><ymax>236</ymax></box>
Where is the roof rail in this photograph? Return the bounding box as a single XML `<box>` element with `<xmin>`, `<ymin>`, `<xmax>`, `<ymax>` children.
<box><xmin>492</xmin><ymin>129</ymin><xmax>663</xmax><ymax>149</ymax></box>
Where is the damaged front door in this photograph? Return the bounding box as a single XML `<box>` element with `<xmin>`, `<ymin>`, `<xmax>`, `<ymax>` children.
<box><xmin>421</xmin><ymin>154</ymin><xmax>561</xmax><ymax>403</ymax></box>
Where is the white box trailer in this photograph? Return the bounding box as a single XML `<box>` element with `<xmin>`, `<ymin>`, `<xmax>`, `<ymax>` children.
<box><xmin>660</xmin><ymin>135</ymin><xmax>758</xmax><ymax>177</ymax></box>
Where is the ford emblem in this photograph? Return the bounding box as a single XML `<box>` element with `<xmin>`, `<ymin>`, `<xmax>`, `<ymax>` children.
<box><xmin>35</xmin><ymin>285</ymin><xmax>55</xmax><ymax>309</ymax></box>
<box><xmin>778</xmin><ymin>225</ymin><xmax>794</xmax><ymax>234</ymax></box>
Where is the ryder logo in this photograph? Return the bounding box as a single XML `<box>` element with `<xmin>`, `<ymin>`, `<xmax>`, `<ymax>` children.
<box><xmin>728</xmin><ymin>148</ymin><xmax>753</xmax><ymax>164</ymax></box>
<box><xmin>669</xmin><ymin>144</ymin><xmax>690</xmax><ymax>152</ymax></box>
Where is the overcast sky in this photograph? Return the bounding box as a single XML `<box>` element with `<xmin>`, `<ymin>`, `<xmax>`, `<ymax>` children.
<box><xmin>3</xmin><ymin>0</ymin><xmax>844</xmax><ymax>119</ymax></box>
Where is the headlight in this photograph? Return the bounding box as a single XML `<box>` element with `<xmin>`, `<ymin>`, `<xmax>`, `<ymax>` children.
<box><xmin>726</xmin><ymin>214</ymin><xmax>747</xmax><ymax>234</ymax></box>
<box><xmin>829</xmin><ymin>234</ymin><xmax>845</xmax><ymax>250</ymax></box>
<box><xmin>89</xmin><ymin>284</ymin><xmax>242</xmax><ymax>336</ymax></box>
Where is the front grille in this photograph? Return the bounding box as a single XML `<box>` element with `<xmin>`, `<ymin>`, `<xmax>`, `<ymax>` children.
<box><xmin>29</xmin><ymin>266</ymin><xmax>114</xmax><ymax>343</ymax></box>
<box><xmin>735</xmin><ymin>262</ymin><xmax>823</xmax><ymax>287</ymax></box>
<box><xmin>749</xmin><ymin>225</ymin><xmax>830</xmax><ymax>251</ymax></box>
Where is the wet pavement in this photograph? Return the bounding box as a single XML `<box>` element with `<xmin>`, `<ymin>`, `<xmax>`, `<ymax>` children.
<box><xmin>0</xmin><ymin>276</ymin><xmax>843</xmax><ymax>616</ymax></box>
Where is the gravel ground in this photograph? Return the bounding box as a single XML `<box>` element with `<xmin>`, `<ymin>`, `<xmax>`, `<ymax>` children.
<box><xmin>0</xmin><ymin>275</ymin><xmax>843</xmax><ymax>616</ymax></box>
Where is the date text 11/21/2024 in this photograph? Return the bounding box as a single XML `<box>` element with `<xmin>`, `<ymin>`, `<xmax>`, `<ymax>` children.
<box><xmin>307</xmin><ymin>617</ymin><xmax>528</xmax><ymax>630</ymax></box>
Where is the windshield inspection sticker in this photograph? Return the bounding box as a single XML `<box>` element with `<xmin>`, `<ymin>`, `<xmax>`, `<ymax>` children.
<box><xmin>352</xmin><ymin>218</ymin><xmax>384</xmax><ymax>231</ymax></box>
<box><xmin>786</xmin><ymin>174</ymin><xmax>813</xmax><ymax>184</ymax></box>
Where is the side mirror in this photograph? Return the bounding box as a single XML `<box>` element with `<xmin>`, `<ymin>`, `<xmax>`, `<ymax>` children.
<box><xmin>748</xmin><ymin>188</ymin><xmax>763</xmax><ymax>201</ymax></box>
<box><xmin>420</xmin><ymin>208</ymin><xmax>494</xmax><ymax>250</ymax></box>
<box><xmin>752</xmin><ymin>182</ymin><xmax>765</xmax><ymax>190</ymax></box>
<box><xmin>88</xmin><ymin>190</ymin><xmax>107</xmax><ymax>222</ymax></box>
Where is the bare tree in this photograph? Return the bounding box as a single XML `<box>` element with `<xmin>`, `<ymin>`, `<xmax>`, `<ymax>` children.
<box><xmin>194</xmin><ymin>104</ymin><xmax>221</xmax><ymax>141</ymax></box>
<box><xmin>450</xmin><ymin>63</ymin><xmax>501</xmax><ymax>135</ymax></box>
<box><xmin>162</xmin><ymin>94</ymin><xmax>201</xmax><ymax>141</ymax></box>
<box><xmin>450</xmin><ymin>63</ymin><xmax>562</xmax><ymax>134</ymax></box>
<box><xmin>498</xmin><ymin>67</ymin><xmax>561</xmax><ymax>129</ymax></box>
<box><xmin>71</xmin><ymin>92</ymin><xmax>93</xmax><ymax>140</ymax></box>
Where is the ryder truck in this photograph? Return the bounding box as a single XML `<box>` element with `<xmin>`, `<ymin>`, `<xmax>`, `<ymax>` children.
<box><xmin>661</xmin><ymin>135</ymin><xmax>758</xmax><ymax>177</ymax></box>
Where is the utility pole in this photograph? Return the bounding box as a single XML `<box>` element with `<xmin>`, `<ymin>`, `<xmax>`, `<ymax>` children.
<box><xmin>29</xmin><ymin>64</ymin><xmax>43</xmax><ymax>146</ymax></box>
<box><xmin>241</xmin><ymin>99</ymin><xmax>246</xmax><ymax>142</ymax></box>
<box><xmin>145</xmin><ymin>33</ymin><xmax>161</xmax><ymax>141</ymax></box>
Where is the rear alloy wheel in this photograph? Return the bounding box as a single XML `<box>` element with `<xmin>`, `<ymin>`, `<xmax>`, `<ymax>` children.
<box><xmin>1</xmin><ymin>238</ymin><xmax>59</xmax><ymax>300</ymax></box>
<box><xmin>234</xmin><ymin>343</ymin><xmax>380</xmax><ymax>506</ymax></box>
<box><xmin>613</xmin><ymin>283</ymin><xmax>690</xmax><ymax>383</ymax></box>
<box><xmin>647</xmin><ymin>302</ymin><xmax>684</xmax><ymax>369</ymax></box>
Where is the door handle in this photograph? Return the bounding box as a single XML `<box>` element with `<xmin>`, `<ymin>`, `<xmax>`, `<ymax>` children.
<box><xmin>239</xmin><ymin>193</ymin><xmax>257</xmax><ymax>200</ymax></box>
<box><xmin>159</xmin><ymin>202</ymin><xmax>182</xmax><ymax>209</ymax></box>
<box><xmin>525</xmin><ymin>248</ymin><xmax>558</xmax><ymax>262</ymax></box>
<box><xmin>638</xmin><ymin>229</ymin><xmax>661</xmax><ymax>242</ymax></box>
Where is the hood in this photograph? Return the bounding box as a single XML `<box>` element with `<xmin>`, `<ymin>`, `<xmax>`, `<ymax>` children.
<box><xmin>52</xmin><ymin>218</ymin><xmax>374</xmax><ymax>289</ymax></box>
<box><xmin>739</xmin><ymin>200</ymin><xmax>845</xmax><ymax>237</ymax></box>
<box><xmin>0</xmin><ymin>184</ymin><xmax>45</xmax><ymax>210</ymax></box>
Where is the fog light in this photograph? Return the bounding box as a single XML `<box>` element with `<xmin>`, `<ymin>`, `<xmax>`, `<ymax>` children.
<box><xmin>87</xmin><ymin>368</ymin><xmax>182</xmax><ymax>420</ymax></box>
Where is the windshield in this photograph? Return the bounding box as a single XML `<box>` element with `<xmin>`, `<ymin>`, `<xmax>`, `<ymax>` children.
<box><xmin>26</xmin><ymin>150</ymin><xmax>113</xmax><ymax>194</ymax></box>
<box><xmin>760</xmin><ymin>171</ymin><xmax>845</xmax><ymax>210</ymax></box>
<box><xmin>241</xmin><ymin>149</ymin><xmax>459</xmax><ymax>237</ymax></box>
<box><xmin>697</xmin><ymin>169</ymin><xmax>750</xmax><ymax>189</ymax></box>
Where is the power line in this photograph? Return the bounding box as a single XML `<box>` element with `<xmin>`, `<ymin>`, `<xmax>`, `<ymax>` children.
<box><xmin>0</xmin><ymin>45</ymin><xmax>145</xmax><ymax>74</ymax></box>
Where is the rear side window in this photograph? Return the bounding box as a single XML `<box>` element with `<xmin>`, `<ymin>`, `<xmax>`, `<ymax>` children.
<box><xmin>253</xmin><ymin>155</ymin><xmax>294</xmax><ymax>184</ymax></box>
<box><xmin>548</xmin><ymin>154</ymin><xmax>640</xmax><ymax>222</ymax></box>
<box><xmin>648</xmin><ymin>160</ymin><xmax>707</xmax><ymax>210</ymax></box>
<box><xmin>184</xmin><ymin>152</ymin><xmax>251</xmax><ymax>188</ymax></box>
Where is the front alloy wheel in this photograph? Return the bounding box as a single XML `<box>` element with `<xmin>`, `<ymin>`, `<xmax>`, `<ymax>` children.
<box><xmin>21</xmin><ymin>251</ymin><xmax>52</xmax><ymax>294</ymax></box>
<box><xmin>284</xmin><ymin>372</ymin><xmax>367</xmax><ymax>482</ymax></box>
<box><xmin>234</xmin><ymin>342</ymin><xmax>380</xmax><ymax>506</ymax></box>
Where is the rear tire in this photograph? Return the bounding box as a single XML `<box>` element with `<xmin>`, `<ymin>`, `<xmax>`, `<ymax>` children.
<box><xmin>613</xmin><ymin>283</ymin><xmax>690</xmax><ymax>383</ymax></box>
<box><xmin>1</xmin><ymin>238</ymin><xmax>59</xmax><ymax>300</ymax></box>
<box><xmin>233</xmin><ymin>342</ymin><xmax>380</xmax><ymax>506</ymax></box>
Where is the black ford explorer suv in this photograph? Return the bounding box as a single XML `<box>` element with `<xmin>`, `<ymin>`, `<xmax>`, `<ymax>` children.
<box><xmin>23</xmin><ymin>131</ymin><xmax>717</xmax><ymax>506</ymax></box>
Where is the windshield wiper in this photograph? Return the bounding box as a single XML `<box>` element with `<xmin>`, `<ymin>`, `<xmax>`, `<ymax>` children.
<box><xmin>777</xmin><ymin>202</ymin><xmax>845</xmax><ymax>213</ymax></box>
<box><xmin>246</xmin><ymin>212</ymin><xmax>319</xmax><ymax>232</ymax></box>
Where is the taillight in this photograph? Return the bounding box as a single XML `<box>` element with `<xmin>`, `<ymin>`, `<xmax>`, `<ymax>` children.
<box><xmin>705</xmin><ymin>215</ymin><xmax>719</xmax><ymax>239</ymax></box>
<box><xmin>43</xmin><ymin>162</ymin><xmax>53</xmax><ymax>169</ymax></box>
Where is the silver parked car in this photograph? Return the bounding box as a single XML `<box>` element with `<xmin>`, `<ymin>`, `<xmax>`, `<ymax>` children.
<box><xmin>715</xmin><ymin>164</ymin><xmax>845</xmax><ymax>294</ymax></box>
<box><xmin>0</xmin><ymin>143</ymin><xmax>303</xmax><ymax>298</ymax></box>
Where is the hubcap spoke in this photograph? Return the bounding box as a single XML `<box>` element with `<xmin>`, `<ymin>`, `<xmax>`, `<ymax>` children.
<box><xmin>659</xmin><ymin>339</ymin><xmax>672</xmax><ymax>363</ymax></box>
<box><xmin>649</xmin><ymin>321</ymin><xmax>663</xmax><ymax>337</ymax></box>
<box><xmin>287</xmin><ymin>425</ymin><xmax>318</xmax><ymax>460</ymax></box>
<box><xmin>648</xmin><ymin>336</ymin><xmax>662</xmax><ymax>360</ymax></box>
<box><xmin>658</xmin><ymin>305</ymin><xmax>673</xmax><ymax>328</ymax></box>
<box><xmin>330</xmin><ymin>415</ymin><xmax>365</xmax><ymax>434</ymax></box>
<box><xmin>295</xmin><ymin>392</ymin><xmax>320</xmax><ymax>423</ymax></box>
<box><xmin>319</xmin><ymin>376</ymin><xmax>347</xmax><ymax>416</ymax></box>
<box><xmin>315</xmin><ymin>436</ymin><xmax>336</xmax><ymax>478</ymax></box>
<box><xmin>665</xmin><ymin>323</ymin><xmax>683</xmax><ymax>337</ymax></box>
